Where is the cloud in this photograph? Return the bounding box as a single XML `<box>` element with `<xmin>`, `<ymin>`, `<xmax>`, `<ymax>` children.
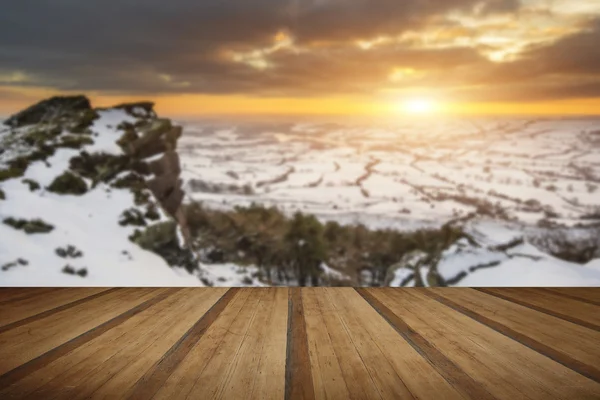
<box><xmin>2</xmin><ymin>0</ymin><xmax>600</xmax><ymax>103</ymax></box>
<box><xmin>453</xmin><ymin>18</ymin><xmax>600</xmax><ymax>101</ymax></box>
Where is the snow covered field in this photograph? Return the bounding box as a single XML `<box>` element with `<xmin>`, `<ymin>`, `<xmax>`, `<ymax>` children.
<box><xmin>2</xmin><ymin>111</ymin><xmax>600</xmax><ymax>287</ymax></box>
<box><xmin>179</xmin><ymin>117</ymin><xmax>600</xmax><ymax>286</ymax></box>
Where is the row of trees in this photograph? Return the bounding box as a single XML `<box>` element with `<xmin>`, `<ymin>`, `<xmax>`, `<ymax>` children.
<box><xmin>183</xmin><ymin>202</ymin><xmax>469</xmax><ymax>286</ymax></box>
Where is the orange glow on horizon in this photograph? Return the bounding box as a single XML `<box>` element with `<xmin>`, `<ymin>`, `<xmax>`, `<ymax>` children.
<box><xmin>2</xmin><ymin>86</ymin><xmax>600</xmax><ymax>118</ymax></box>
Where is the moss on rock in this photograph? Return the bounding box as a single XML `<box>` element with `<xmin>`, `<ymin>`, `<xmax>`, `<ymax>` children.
<box><xmin>144</xmin><ymin>204</ymin><xmax>161</xmax><ymax>221</ymax></box>
<box><xmin>7</xmin><ymin>156</ymin><xmax>30</xmax><ymax>171</ymax></box>
<box><xmin>55</xmin><ymin>245</ymin><xmax>83</xmax><ymax>258</ymax></box>
<box><xmin>57</xmin><ymin>135</ymin><xmax>94</xmax><ymax>149</ymax></box>
<box><xmin>116</xmin><ymin>129</ymin><xmax>139</xmax><ymax>150</ymax></box>
<box><xmin>4</xmin><ymin>95</ymin><xmax>91</xmax><ymax>128</ymax></box>
<box><xmin>130</xmin><ymin>221</ymin><xmax>175</xmax><ymax>249</ymax></box>
<box><xmin>22</xmin><ymin>125</ymin><xmax>62</xmax><ymax>146</ymax></box>
<box><xmin>1</xmin><ymin>145</ymin><xmax>56</xmax><ymax>182</ymax></box>
<box><xmin>129</xmin><ymin>220</ymin><xmax>196</xmax><ymax>271</ymax></box>
<box><xmin>119</xmin><ymin>208</ymin><xmax>147</xmax><ymax>227</ymax></box>
<box><xmin>69</xmin><ymin>109</ymin><xmax>99</xmax><ymax>134</ymax></box>
<box><xmin>28</xmin><ymin>144</ymin><xmax>56</xmax><ymax>162</ymax></box>
<box><xmin>3</xmin><ymin>217</ymin><xmax>54</xmax><ymax>234</ymax></box>
<box><xmin>133</xmin><ymin>188</ymin><xmax>152</xmax><ymax>206</ymax></box>
<box><xmin>111</xmin><ymin>172</ymin><xmax>145</xmax><ymax>190</ymax></box>
<box><xmin>165</xmin><ymin>126</ymin><xmax>183</xmax><ymax>146</ymax></box>
<box><xmin>62</xmin><ymin>264</ymin><xmax>87</xmax><ymax>277</ymax></box>
<box><xmin>127</xmin><ymin>119</ymin><xmax>172</xmax><ymax>158</ymax></box>
<box><xmin>47</xmin><ymin>171</ymin><xmax>88</xmax><ymax>195</ymax></box>
<box><xmin>22</xmin><ymin>179</ymin><xmax>40</xmax><ymax>192</ymax></box>
<box><xmin>69</xmin><ymin>152</ymin><xmax>130</xmax><ymax>185</ymax></box>
<box><xmin>0</xmin><ymin>166</ymin><xmax>25</xmax><ymax>182</ymax></box>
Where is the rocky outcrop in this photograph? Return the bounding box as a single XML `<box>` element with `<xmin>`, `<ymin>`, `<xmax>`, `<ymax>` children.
<box><xmin>4</xmin><ymin>95</ymin><xmax>92</xmax><ymax>128</ymax></box>
<box><xmin>2</xmin><ymin>95</ymin><xmax>197</xmax><ymax>273</ymax></box>
<box><xmin>122</xmin><ymin>117</ymin><xmax>187</xmax><ymax>219</ymax></box>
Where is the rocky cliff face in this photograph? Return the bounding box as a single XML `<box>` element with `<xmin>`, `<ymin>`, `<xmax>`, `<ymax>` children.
<box><xmin>0</xmin><ymin>95</ymin><xmax>201</xmax><ymax>285</ymax></box>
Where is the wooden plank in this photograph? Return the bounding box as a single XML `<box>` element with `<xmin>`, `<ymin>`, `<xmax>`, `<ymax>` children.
<box><xmin>184</xmin><ymin>288</ymin><xmax>264</xmax><ymax>400</ymax></box>
<box><xmin>0</xmin><ymin>288</ymin><xmax>111</xmax><ymax>327</ymax></box>
<box><xmin>2</xmin><ymin>288</ymin><xmax>203</xmax><ymax>399</ymax></box>
<box><xmin>220</xmin><ymin>288</ymin><xmax>288</xmax><ymax>400</ymax></box>
<box><xmin>370</xmin><ymin>289</ymin><xmax>600</xmax><ymax>400</ymax></box>
<box><xmin>317</xmin><ymin>288</ymin><xmax>384</xmax><ymax>400</ymax></box>
<box><xmin>124</xmin><ymin>287</ymin><xmax>237</xmax><ymax>399</ymax></box>
<box><xmin>356</xmin><ymin>288</ymin><xmax>491</xmax><ymax>400</ymax></box>
<box><xmin>424</xmin><ymin>288</ymin><xmax>600</xmax><ymax>383</ymax></box>
<box><xmin>0</xmin><ymin>288</ymin><xmax>61</xmax><ymax>305</ymax></box>
<box><xmin>0</xmin><ymin>288</ymin><xmax>193</xmax><ymax>399</ymax></box>
<box><xmin>285</xmin><ymin>288</ymin><xmax>315</xmax><ymax>400</ymax></box>
<box><xmin>0</xmin><ymin>288</ymin><xmax>170</xmax><ymax>390</ymax></box>
<box><xmin>335</xmin><ymin>288</ymin><xmax>468</xmax><ymax>399</ymax></box>
<box><xmin>152</xmin><ymin>288</ymin><xmax>262</xmax><ymax>399</ymax></box>
<box><xmin>49</xmin><ymin>288</ymin><xmax>228</xmax><ymax>400</ymax></box>
<box><xmin>91</xmin><ymin>288</ymin><xmax>229</xmax><ymax>400</ymax></box>
<box><xmin>248</xmin><ymin>288</ymin><xmax>288</xmax><ymax>400</ymax></box>
<box><xmin>543</xmin><ymin>288</ymin><xmax>600</xmax><ymax>307</ymax></box>
<box><xmin>0</xmin><ymin>288</ymin><xmax>118</xmax><ymax>334</ymax></box>
<box><xmin>149</xmin><ymin>288</ymin><xmax>251</xmax><ymax>399</ymax></box>
<box><xmin>302</xmin><ymin>288</ymin><xmax>351</xmax><ymax>400</ymax></box>
<box><xmin>477</xmin><ymin>288</ymin><xmax>600</xmax><ymax>331</ymax></box>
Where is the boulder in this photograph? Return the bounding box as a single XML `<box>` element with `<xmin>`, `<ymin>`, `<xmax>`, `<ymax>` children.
<box><xmin>4</xmin><ymin>95</ymin><xmax>91</xmax><ymax>128</ymax></box>
<box><xmin>162</xmin><ymin>186</ymin><xmax>185</xmax><ymax>216</ymax></box>
<box><xmin>146</xmin><ymin>172</ymin><xmax>182</xmax><ymax>200</ymax></box>
<box><xmin>140</xmin><ymin>118</ymin><xmax>172</xmax><ymax>141</ymax></box>
<box><xmin>148</xmin><ymin>150</ymin><xmax>181</xmax><ymax>176</ymax></box>
<box><xmin>131</xmin><ymin>139</ymin><xmax>167</xmax><ymax>159</ymax></box>
<box><xmin>127</xmin><ymin>119</ymin><xmax>172</xmax><ymax>158</ymax></box>
<box><xmin>165</xmin><ymin>126</ymin><xmax>183</xmax><ymax>146</ymax></box>
<box><xmin>112</xmin><ymin>101</ymin><xmax>155</xmax><ymax>118</ymax></box>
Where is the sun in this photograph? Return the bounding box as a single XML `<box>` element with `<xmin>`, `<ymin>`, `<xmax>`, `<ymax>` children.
<box><xmin>401</xmin><ymin>98</ymin><xmax>438</xmax><ymax>114</ymax></box>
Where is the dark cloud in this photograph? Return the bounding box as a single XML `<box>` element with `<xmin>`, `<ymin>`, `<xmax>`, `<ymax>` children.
<box><xmin>454</xmin><ymin>18</ymin><xmax>600</xmax><ymax>101</ymax></box>
<box><xmin>521</xmin><ymin>19</ymin><xmax>600</xmax><ymax>77</ymax></box>
<box><xmin>475</xmin><ymin>0</ymin><xmax>521</xmax><ymax>15</ymax></box>
<box><xmin>4</xmin><ymin>0</ymin><xmax>600</xmax><ymax>103</ymax></box>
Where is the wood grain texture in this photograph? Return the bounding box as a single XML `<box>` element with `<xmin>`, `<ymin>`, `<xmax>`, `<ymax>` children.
<box><xmin>0</xmin><ymin>288</ymin><xmax>171</xmax><ymax>389</ymax></box>
<box><xmin>0</xmin><ymin>288</ymin><xmax>112</xmax><ymax>328</ymax></box>
<box><xmin>543</xmin><ymin>288</ymin><xmax>600</xmax><ymax>306</ymax></box>
<box><xmin>369</xmin><ymin>288</ymin><xmax>600</xmax><ymax>400</ymax></box>
<box><xmin>336</xmin><ymin>288</ymin><xmax>466</xmax><ymax>400</ymax></box>
<box><xmin>0</xmin><ymin>287</ymin><xmax>599</xmax><ymax>400</ymax></box>
<box><xmin>284</xmin><ymin>288</ymin><xmax>315</xmax><ymax>400</ymax></box>
<box><xmin>126</xmin><ymin>287</ymin><xmax>236</xmax><ymax>399</ymax></box>
<box><xmin>424</xmin><ymin>288</ymin><xmax>600</xmax><ymax>383</ymax></box>
<box><xmin>0</xmin><ymin>288</ymin><xmax>118</xmax><ymax>334</ymax></box>
<box><xmin>477</xmin><ymin>287</ymin><xmax>600</xmax><ymax>331</ymax></box>
<box><xmin>0</xmin><ymin>288</ymin><xmax>61</xmax><ymax>305</ymax></box>
<box><xmin>356</xmin><ymin>288</ymin><xmax>493</xmax><ymax>400</ymax></box>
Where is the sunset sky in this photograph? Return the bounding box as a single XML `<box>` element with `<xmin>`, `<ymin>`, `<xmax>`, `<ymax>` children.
<box><xmin>1</xmin><ymin>0</ymin><xmax>600</xmax><ymax>117</ymax></box>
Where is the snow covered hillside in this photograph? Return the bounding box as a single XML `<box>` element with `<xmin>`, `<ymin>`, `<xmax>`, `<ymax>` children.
<box><xmin>2</xmin><ymin>98</ymin><xmax>599</xmax><ymax>287</ymax></box>
<box><xmin>0</xmin><ymin>96</ymin><xmax>261</xmax><ymax>287</ymax></box>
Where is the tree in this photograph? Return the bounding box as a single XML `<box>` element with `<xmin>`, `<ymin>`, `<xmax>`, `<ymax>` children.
<box><xmin>285</xmin><ymin>212</ymin><xmax>327</xmax><ymax>286</ymax></box>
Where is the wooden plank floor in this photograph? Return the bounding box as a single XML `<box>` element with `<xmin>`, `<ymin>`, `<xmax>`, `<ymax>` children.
<box><xmin>0</xmin><ymin>288</ymin><xmax>599</xmax><ymax>399</ymax></box>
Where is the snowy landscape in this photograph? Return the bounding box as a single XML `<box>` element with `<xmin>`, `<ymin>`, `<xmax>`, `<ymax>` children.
<box><xmin>176</xmin><ymin>116</ymin><xmax>600</xmax><ymax>286</ymax></box>
<box><xmin>1</xmin><ymin>98</ymin><xmax>600</xmax><ymax>287</ymax></box>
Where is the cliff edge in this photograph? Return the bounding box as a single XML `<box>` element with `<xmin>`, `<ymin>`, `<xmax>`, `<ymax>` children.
<box><xmin>0</xmin><ymin>95</ymin><xmax>201</xmax><ymax>285</ymax></box>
